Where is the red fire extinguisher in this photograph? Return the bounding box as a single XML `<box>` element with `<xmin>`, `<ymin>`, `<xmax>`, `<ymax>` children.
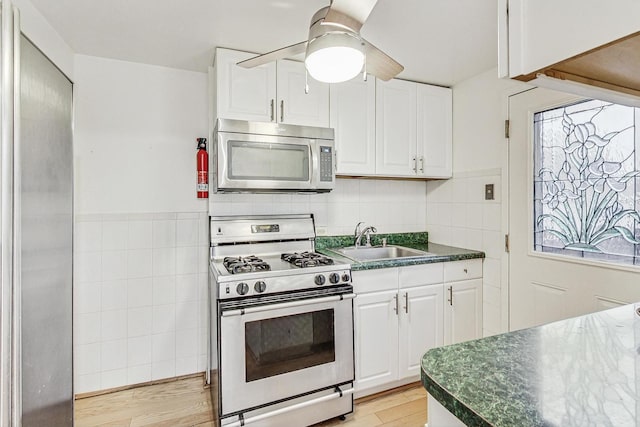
<box><xmin>196</xmin><ymin>138</ymin><xmax>208</xmax><ymax>198</ymax></box>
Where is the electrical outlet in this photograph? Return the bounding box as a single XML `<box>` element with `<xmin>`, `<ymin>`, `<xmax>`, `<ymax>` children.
<box><xmin>485</xmin><ymin>184</ymin><xmax>494</xmax><ymax>200</ymax></box>
<box><xmin>316</xmin><ymin>226</ymin><xmax>328</xmax><ymax>236</ymax></box>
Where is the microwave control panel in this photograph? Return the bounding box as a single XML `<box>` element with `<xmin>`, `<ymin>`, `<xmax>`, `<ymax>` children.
<box><xmin>319</xmin><ymin>146</ymin><xmax>333</xmax><ymax>182</ymax></box>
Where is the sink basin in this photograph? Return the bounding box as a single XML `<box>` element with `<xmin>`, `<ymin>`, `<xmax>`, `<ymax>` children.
<box><xmin>334</xmin><ymin>245</ymin><xmax>434</xmax><ymax>261</ymax></box>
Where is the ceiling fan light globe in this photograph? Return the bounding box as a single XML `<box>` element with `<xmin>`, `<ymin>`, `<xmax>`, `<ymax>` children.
<box><xmin>305</xmin><ymin>32</ymin><xmax>364</xmax><ymax>83</ymax></box>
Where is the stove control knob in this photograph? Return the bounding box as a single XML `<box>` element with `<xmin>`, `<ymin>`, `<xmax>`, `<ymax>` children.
<box><xmin>314</xmin><ymin>274</ymin><xmax>326</xmax><ymax>286</ymax></box>
<box><xmin>342</xmin><ymin>273</ymin><xmax>350</xmax><ymax>282</ymax></box>
<box><xmin>329</xmin><ymin>273</ymin><xmax>340</xmax><ymax>284</ymax></box>
<box><xmin>236</xmin><ymin>282</ymin><xmax>249</xmax><ymax>295</ymax></box>
<box><xmin>254</xmin><ymin>281</ymin><xmax>267</xmax><ymax>293</ymax></box>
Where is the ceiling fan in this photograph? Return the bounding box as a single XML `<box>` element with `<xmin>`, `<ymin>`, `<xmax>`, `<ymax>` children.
<box><xmin>237</xmin><ymin>0</ymin><xmax>403</xmax><ymax>84</ymax></box>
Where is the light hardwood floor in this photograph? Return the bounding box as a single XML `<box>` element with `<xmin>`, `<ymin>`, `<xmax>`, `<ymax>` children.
<box><xmin>75</xmin><ymin>376</ymin><xmax>428</xmax><ymax>427</ymax></box>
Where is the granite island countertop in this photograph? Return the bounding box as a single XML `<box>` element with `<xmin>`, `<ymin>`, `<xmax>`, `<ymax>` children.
<box><xmin>421</xmin><ymin>303</ymin><xmax>640</xmax><ymax>426</ymax></box>
<box><xmin>316</xmin><ymin>233</ymin><xmax>484</xmax><ymax>270</ymax></box>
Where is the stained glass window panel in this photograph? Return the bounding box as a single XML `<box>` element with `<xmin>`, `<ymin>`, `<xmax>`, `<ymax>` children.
<box><xmin>533</xmin><ymin>99</ymin><xmax>640</xmax><ymax>266</ymax></box>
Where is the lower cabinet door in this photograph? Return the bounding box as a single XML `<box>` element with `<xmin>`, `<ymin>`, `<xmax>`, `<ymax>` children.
<box><xmin>444</xmin><ymin>279</ymin><xmax>483</xmax><ymax>345</ymax></box>
<box><xmin>398</xmin><ymin>284</ymin><xmax>444</xmax><ymax>380</ymax></box>
<box><xmin>354</xmin><ymin>290</ymin><xmax>399</xmax><ymax>392</ymax></box>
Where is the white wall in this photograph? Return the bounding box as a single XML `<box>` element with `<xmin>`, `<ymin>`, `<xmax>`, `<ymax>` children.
<box><xmin>73</xmin><ymin>55</ymin><xmax>209</xmax><ymax>214</ymax></box>
<box><xmin>427</xmin><ymin>68</ymin><xmax>530</xmax><ymax>337</ymax></box>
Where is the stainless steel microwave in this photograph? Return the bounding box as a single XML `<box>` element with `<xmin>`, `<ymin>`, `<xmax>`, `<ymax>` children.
<box><xmin>212</xmin><ymin>119</ymin><xmax>335</xmax><ymax>193</ymax></box>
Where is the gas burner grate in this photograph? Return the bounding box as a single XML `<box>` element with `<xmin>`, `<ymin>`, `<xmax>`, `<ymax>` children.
<box><xmin>281</xmin><ymin>251</ymin><xmax>335</xmax><ymax>268</ymax></box>
<box><xmin>223</xmin><ymin>256</ymin><xmax>271</xmax><ymax>274</ymax></box>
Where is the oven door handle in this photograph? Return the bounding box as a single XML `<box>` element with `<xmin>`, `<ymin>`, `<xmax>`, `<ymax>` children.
<box><xmin>221</xmin><ymin>293</ymin><xmax>357</xmax><ymax>317</ymax></box>
<box><xmin>225</xmin><ymin>386</ymin><xmax>355</xmax><ymax>427</ymax></box>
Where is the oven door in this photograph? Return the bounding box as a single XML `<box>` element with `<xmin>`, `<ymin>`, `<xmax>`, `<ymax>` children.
<box><xmin>218</xmin><ymin>292</ymin><xmax>354</xmax><ymax>416</ymax></box>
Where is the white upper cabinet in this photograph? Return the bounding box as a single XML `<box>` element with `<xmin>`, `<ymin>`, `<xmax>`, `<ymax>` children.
<box><xmin>213</xmin><ymin>48</ymin><xmax>276</xmax><ymax>122</ymax></box>
<box><xmin>417</xmin><ymin>84</ymin><xmax>452</xmax><ymax>178</ymax></box>
<box><xmin>499</xmin><ymin>0</ymin><xmax>640</xmax><ymax>98</ymax></box>
<box><xmin>376</xmin><ymin>79</ymin><xmax>452</xmax><ymax>178</ymax></box>
<box><xmin>375</xmin><ymin>79</ymin><xmax>417</xmax><ymax>177</ymax></box>
<box><xmin>330</xmin><ymin>77</ymin><xmax>376</xmax><ymax>175</ymax></box>
<box><xmin>213</xmin><ymin>48</ymin><xmax>452</xmax><ymax>179</ymax></box>
<box><xmin>276</xmin><ymin>60</ymin><xmax>329</xmax><ymax>127</ymax></box>
<box><xmin>212</xmin><ymin>48</ymin><xmax>329</xmax><ymax>127</ymax></box>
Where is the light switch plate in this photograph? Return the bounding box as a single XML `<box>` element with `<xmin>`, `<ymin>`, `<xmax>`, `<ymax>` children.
<box><xmin>485</xmin><ymin>184</ymin><xmax>494</xmax><ymax>200</ymax></box>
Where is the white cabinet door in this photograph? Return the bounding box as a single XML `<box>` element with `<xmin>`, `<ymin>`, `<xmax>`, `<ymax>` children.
<box><xmin>375</xmin><ymin>79</ymin><xmax>417</xmax><ymax>176</ymax></box>
<box><xmin>276</xmin><ymin>60</ymin><xmax>329</xmax><ymax>127</ymax></box>
<box><xmin>214</xmin><ymin>48</ymin><xmax>276</xmax><ymax>122</ymax></box>
<box><xmin>398</xmin><ymin>284</ymin><xmax>444</xmax><ymax>380</ymax></box>
<box><xmin>417</xmin><ymin>84</ymin><xmax>452</xmax><ymax>178</ymax></box>
<box><xmin>330</xmin><ymin>78</ymin><xmax>376</xmax><ymax>175</ymax></box>
<box><xmin>353</xmin><ymin>290</ymin><xmax>399</xmax><ymax>393</ymax></box>
<box><xmin>444</xmin><ymin>279</ymin><xmax>482</xmax><ymax>345</ymax></box>
<box><xmin>504</xmin><ymin>0</ymin><xmax>640</xmax><ymax>78</ymax></box>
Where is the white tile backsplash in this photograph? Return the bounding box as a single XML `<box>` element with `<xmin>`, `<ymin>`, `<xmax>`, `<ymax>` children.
<box><xmin>127</xmin><ymin>249</ymin><xmax>152</xmax><ymax>279</ymax></box>
<box><xmin>102</xmin><ymin>251</ymin><xmax>128</xmax><ymax>281</ymax></box>
<box><xmin>152</xmin><ymin>220</ymin><xmax>176</xmax><ymax>248</ymax></box>
<box><xmin>152</xmin><ymin>304</ymin><xmax>176</xmax><ymax>334</ymax></box>
<box><xmin>102</xmin><ymin>221</ymin><xmax>128</xmax><ymax>251</ymax></box>
<box><xmin>127</xmin><ymin>307</ymin><xmax>152</xmax><ymax>338</ymax></box>
<box><xmin>101</xmin><ymin>280</ymin><xmax>127</xmax><ymax>311</ymax></box>
<box><xmin>127</xmin><ymin>278</ymin><xmax>152</xmax><ymax>308</ymax></box>
<box><xmin>152</xmin><ymin>247</ymin><xmax>176</xmax><ymax>276</ymax></box>
<box><xmin>101</xmin><ymin>339</ymin><xmax>127</xmax><ymax>371</ymax></box>
<box><xmin>127</xmin><ymin>364</ymin><xmax>152</xmax><ymax>385</ymax></box>
<box><xmin>101</xmin><ymin>309</ymin><xmax>127</xmax><ymax>341</ymax></box>
<box><xmin>128</xmin><ymin>220</ymin><xmax>153</xmax><ymax>249</ymax></box>
<box><xmin>127</xmin><ymin>336</ymin><xmax>152</xmax><ymax>366</ymax></box>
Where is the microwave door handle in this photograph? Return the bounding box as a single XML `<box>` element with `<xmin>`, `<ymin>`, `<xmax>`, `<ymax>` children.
<box><xmin>221</xmin><ymin>293</ymin><xmax>356</xmax><ymax>317</ymax></box>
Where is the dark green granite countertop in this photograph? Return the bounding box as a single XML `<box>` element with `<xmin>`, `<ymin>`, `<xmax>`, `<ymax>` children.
<box><xmin>316</xmin><ymin>233</ymin><xmax>484</xmax><ymax>270</ymax></box>
<box><xmin>421</xmin><ymin>304</ymin><xmax>640</xmax><ymax>426</ymax></box>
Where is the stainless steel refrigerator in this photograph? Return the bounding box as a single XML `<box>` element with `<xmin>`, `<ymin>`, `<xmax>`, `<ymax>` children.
<box><xmin>1</xmin><ymin>1</ymin><xmax>74</xmax><ymax>425</ymax></box>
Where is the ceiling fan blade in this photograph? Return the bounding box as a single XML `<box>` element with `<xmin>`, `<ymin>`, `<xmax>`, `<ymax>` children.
<box><xmin>324</xmin><ymin>0</ymin><xmax>379</xmax><ymax>32</ymax></box>
<box><xmin>364</xmin><ymin>40</ymin><xmax>404</xmax><ymax>81</ymax></box>
<box><xmin>236</xmin><ymin>41</ymin><xmax>308</xmax><ymax>68</ymax></box>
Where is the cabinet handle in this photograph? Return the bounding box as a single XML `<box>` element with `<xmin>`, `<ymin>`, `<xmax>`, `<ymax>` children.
<box><xmin>464</xmin><ymin>268</ymin><xmax>468</xmax><ymax>274</ymax></box>
<box><xmin>270</xmin><ymin>99</ymin><xmax>275</xmax><ymax>122</ymax></box>
<box><xmin>419</xmin><ymin>157</ymin><xmax>424</xmax><ymax>173</ymax></box>
<box><xmin>280</xmin><ymin>100</ymin><xmax>284</xmax><ymax>122</ymax></box>
<box><xmin>412</xmin><ymin>157</ymin><xmax>417</xmax><ymax>173</ymax></box>
<box><xmin>393</xmin><ymin>294</ymin><xmax>399</xmax><ymax>315</ymax></box>
<box><xmin>447</xmin><ymin>286</ymin><xmax>453</xmax><ymax>306</ymax></box>
<box><xmin>404</xmin><ymin>292</ymin><xmax>409</xmax><ymax>314</ymax></box>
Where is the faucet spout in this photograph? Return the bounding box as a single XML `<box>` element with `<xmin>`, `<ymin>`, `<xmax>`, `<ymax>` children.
<box><xmin>355</xmin><ymin>225</ymin><xmax>377</xmax><ymax>247</ymax></box>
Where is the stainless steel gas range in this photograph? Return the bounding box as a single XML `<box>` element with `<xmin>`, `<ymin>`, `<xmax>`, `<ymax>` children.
<box><xmin>208</xmin><ymin>214</ymin><xmax>355</xmax><ymax>427</ymax></box>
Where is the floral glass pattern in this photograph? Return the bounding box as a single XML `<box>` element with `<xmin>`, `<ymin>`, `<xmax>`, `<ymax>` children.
<box><xmin>534</xmin><ymin>99</ymin><xmax>640</xmax><ymax>265</ymax></box>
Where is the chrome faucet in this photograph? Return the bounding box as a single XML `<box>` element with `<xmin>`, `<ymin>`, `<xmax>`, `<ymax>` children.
<box><xmin>354</xmin><ymin>222</ymin><xmax>377</xmax><ymax>247</ymax></box>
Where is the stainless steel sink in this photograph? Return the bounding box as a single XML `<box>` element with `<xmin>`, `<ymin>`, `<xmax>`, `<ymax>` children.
<box><xmin>333</xmin><ymin>245</ymin><xmax>434</xmax><ymax>261</ymax></box>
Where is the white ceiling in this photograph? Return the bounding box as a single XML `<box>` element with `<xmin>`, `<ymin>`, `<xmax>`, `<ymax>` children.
<box><xmin>29</xmin><ymin>0</ymin><xmax>498</xmax><ymax>86</ymax></box>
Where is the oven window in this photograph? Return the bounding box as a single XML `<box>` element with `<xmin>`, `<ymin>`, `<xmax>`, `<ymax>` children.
<box><xmin>245</xmin><ymin>309</ymin><xmax>335</xmax><ymax>382</ymax></box>
<box><xmin>228</xmin><ymin>141</ymin><xmax>310</xmax><ymax>181</ymax></box>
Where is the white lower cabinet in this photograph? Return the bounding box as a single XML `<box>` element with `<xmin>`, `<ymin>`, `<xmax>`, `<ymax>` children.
<box><xmin>443</xmin><ymin>260</ymin><xmax>483</xmax><ymax>346</ymax></box>
<box><xmin>398</xmin><ymin>284</ymin><xmax>444</xmax><ymax>380</ymax></box>
<box><xmin>353</xmin><ymin>289</ymin><xmax>399</xmax><ymax>391</ymax></box>
<box><xmin>353</xmin><ymin>259</ymin><xmax>482</xmax><ymax>397</ymax></box>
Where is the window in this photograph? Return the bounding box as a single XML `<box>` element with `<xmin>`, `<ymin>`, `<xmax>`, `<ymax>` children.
<box><xmin>534</xmin><ymin>99</ymin><xmax>640</xmax><ymax>265</ymax></box>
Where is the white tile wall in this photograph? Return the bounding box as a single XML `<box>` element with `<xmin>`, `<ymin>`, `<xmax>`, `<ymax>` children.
<box><xmin>426</xmin><ymin>169</ymin><xmax>504</xmax><ymax>337</ymax></box>
<box><xmin>73</xmin><ymin>212</ymin><xmax>209</xmax><ymax>394</ymax></box>
<box><xmin>74</xmin><ymin>179</ymin><xmax>427</xmax><ymax>394</ymax></box>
